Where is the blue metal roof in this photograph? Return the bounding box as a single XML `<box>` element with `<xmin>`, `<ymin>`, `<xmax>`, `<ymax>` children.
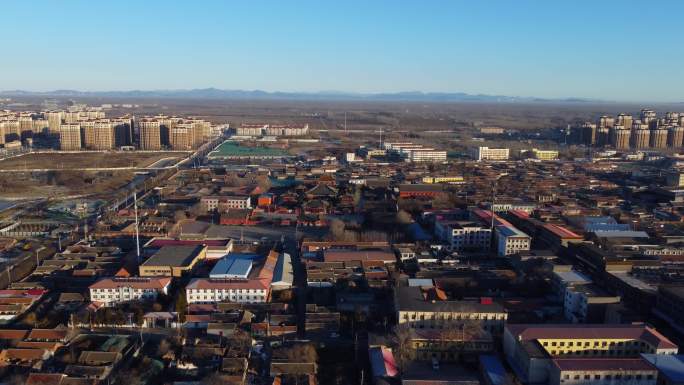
<box><xmin>642</xmin><ymin>354</ymin><xmax>684</xmax><ymax>382</ymax></box>
<box><xmin>480</xmin><ymin>355</ymin><xmax>507</xmax><ymax>385</ymax></box>
<box><xmin>210</xmin><ymin>255</ymin><xmax>253</xmax><ymax>278</ymax></box>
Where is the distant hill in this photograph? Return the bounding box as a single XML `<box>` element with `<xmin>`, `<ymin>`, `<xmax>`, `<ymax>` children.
<box><xmin>0</xmin><ymin>88</ymin><xmax>601</xmax><ymax>103</ymax></box>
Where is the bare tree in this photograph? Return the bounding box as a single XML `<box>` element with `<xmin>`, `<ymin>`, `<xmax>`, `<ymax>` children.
<box><xmin>255</xmin><ymin>174</ymin><xmax>272</xmax><ymax>191</ymax></box>
<box><xmin>396</xmin><ymin>210</ymin><xmax>413</xmax><ymax>224</ymax></box>
<box><xmin>174</xmin><ymin>210</ymin><xmax>187</xmax><ymax>222</ymax></box>
<box><xmin>390</xmin><ymin>323</ymin><xmax>413</xmax><ymax>371</ymax></box>
<box><xmin>328</xmin><ymin>219</ymin><xmax>347</xmax><ymax>240</ymax></box>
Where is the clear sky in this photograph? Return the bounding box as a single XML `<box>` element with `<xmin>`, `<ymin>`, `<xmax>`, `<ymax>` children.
<box><xmin>2</xmin><ymin>0</ymin><xmax>683</xmax><ymax>102</ymax></box>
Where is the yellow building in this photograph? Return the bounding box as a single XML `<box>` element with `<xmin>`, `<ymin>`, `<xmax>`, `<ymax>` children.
<box><xmin>531</xmin><ymin>148</ymin><xmax>559</xmax><ymax>161</ymax></box>
<box><xmin>139</xmin><ymin>245</ymin><xmax>206</xmax><ymax>277</ymax></box>
<box><xmin>408</xmin><ymin>328</ymin><xmax>494</xmax><ymax>362</ymax></box>
<box><xmin>395</xmin><ymin>286</ymin><xmax>508</xmax><ymax>336</ymax></box>
<box><xmin>422</xmin><ymin>175</ymin><xmax>464</xmax><ymax>184</ymax></box>
<box><xmin>503</xmin><ymin>324</ymin><xmax>678</xmax><ymax>384</ymax></box>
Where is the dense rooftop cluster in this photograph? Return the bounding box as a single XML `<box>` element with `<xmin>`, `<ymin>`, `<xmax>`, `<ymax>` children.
<box><xmin>3</xmin><ymin>105</ymin><xmax>684</xmax><ymax>385</ymax></box>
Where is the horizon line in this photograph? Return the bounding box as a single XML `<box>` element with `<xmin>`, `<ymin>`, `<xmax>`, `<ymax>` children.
<box><xmin>1</xmin><ymin>87</ymin><xmax>682</xmax><ymax>105</ymax></box>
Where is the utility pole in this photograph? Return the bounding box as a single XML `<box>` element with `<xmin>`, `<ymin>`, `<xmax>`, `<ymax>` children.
<box><xmin>81</xmin><ymin>203</ymin><xmax>89</xmax><ymax>241</ymax></box>
<box><xmin>490</xmin><ymin>180</ymin><xmax>497</xmax><ymax>232</ymax></box>
<box><xmin>134</xmin><ymin>190</ymin><xmax>141</xmax><ymax>264</ymax></box>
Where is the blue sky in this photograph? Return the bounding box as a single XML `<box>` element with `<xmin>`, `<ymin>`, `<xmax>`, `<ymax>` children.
<box><xmin>2</xmin><ymin>1</ymin><xmax>683</xmax><ymax>102</ymax></box>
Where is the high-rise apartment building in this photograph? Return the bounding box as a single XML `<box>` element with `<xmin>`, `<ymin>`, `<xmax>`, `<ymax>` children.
<box><xmin>668</xmin><ymin>126</ymin><xmax>684</xmax><ymax>148</ymax></box>
<box><xmin>597</xmin><ymin>115</ymin><xmax>615</xmax><ymax>128</ymax></box>
<box><xmin>631</xmin><ymin>127</ymin><xmax>650</xmax><ymax>149</ymax></box>
<box><xmin>665</xmin><ymin>112</ymin><xmax>680</xmax><ymax>125</ymax></box>
<box><xmin>596</xmin><ymin>127</ymin><xmax>610</xmax><ymax>146</ymax></box>
<box><xmin>112</xmin><ymin>117</ymin><xmax>134</xmax><ymax>146</ymax></box>
<box><xmin>650</xmin><ymin>128</ymin><xmax>668</xmax><ymax>148</ymax></box>
<box><xmin>581</xmin><ymin>123</ymin><xmax>597</xmax><ymax>145</ymax></box>
<box><xmin>138</xmin><ymin>119</ymin><xmax>162</xmax><ymax>150</ymax></box>
<box><xmin>616</xmin><ymin>113</ymin><xmax>633</xmax><ymax>130</ymax></box>
<box><xmin>44</xmin><ymin>111</ymin><xmax>63</xmax><ymax>133</ymax></box>
<box><xmin>610</xmin><ymin>125</ymin><xmax>630</xmax><ymax>149</ymax></box>
<box><xmin>170</xmin><ymin>123</ymin><xmax>192</xmax><ymax>150</ymax></box>
<box><xmin>640</xmin><ymin>109</ymin><xmax>658</xmax><ymax>129</ymax></box>
<box><xmin>83</xmin><ymin>121</ymin><xmax>117</xmax><ymax>150</ymax></box>
<box><xmin>59</xmin><ymin>124</ymin><xmax>82</xmax><ymax>150</ymax></box>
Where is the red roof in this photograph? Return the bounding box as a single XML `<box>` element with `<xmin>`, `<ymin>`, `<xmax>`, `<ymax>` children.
<box><xmin>26</xmin><ymin>373</ymin><xmax>66</xmax><ymax>385</ymax></box>
<box><xmin>146</xmin><ymin>238</ymin><xmax>230</xmax><ymax>248</ymax></box>
<box><xmin>185</xmin><ymin>314</ymin><xmax>211</xmax><ymax>322</ymax></box>
<box><xmin>0</xmin><ymin>329</ymin><xmax>29</xmax><ymax>340</ymax></box>
<box><xmin>0</xmin><ymin>348</ymin><xmax>47</xmax><ymax>361</ymax></box>
<box><xmin>186</xmin><ymin>278</ymin><xmax>270</xmax><ymax>290</ymax></box>
<box><xmin>553</xmin><ymin>358</ymin><xmax>656</xmax><ymax>372</ymax></box>
<box><xmin>324</xmin><ymin>249</ymin><xmax>396</xmax><ymax>263</ymax></box>
<box><xmin>90</xmin><ymin>277</ymin><xmax>172</xmax><ymax>290</ymax></box>
<box><xmin>0</xmin><ymin>289</ymin><xmax>43</xmax><ymax>297</ymax></box>
<box><xmin>509</xmin><ymin>210</ymin><xmax>530</xmax><ymax>219</ymax></box>
<box><xmin>543</xmin><ymin>223</ymin><xmax>582</xmax><ymax>239</ymax></box>
<box><xmin>27</xmin><ymin>329</ymin><xmax>68</xmax><ymax>341</ymax></box>
<box><xmin>507</xmin><ymin>324</ymin><xmax>678</xmax><ymax>350</ymax></box>
<box><xmin>472</xmin><ymin>209</ymin><xmax>514</xmax><ymax>227</ymax></box>
<box><xmin>258</xmin><ymin>251</ymin><xmax>278</xmax><ymax>281</ymax></box>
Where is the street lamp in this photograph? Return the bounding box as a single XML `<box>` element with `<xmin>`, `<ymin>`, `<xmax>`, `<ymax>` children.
<box><xmin>35</xmin><ymin>246</ymin><xmax>47</xmax><ymax>267</ymax></box>
<box><xmin>6</xmin><ymin>265</ymin><xmax>13</xmax><ymax>283</ymax></box>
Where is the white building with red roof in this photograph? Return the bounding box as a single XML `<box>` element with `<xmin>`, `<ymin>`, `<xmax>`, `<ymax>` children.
<box><xmin>89</xmin><ymin>277</ymin><xmax>172</xmax><ymax>306</ymax></box>
<box><xmin>185</xmin><ymin>250</ymin><xmax>278</xmax><ymax>304</ymax></box>
<box><xmin>185</xmin><ymin>278</ymin><xmax>270</xmax><ymax>304</ymax></box>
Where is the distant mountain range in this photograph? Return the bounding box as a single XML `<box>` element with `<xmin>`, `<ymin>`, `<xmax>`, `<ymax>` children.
<box><xmin>0</xmin><ymin>88</ymin><xmax>605</xmax><ymax>103</ymax></box>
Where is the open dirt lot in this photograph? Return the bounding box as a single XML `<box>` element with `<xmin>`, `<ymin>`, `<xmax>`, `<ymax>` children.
<box><xmin>0</xmin><ymin>170</ymin><xmax>137</xmax><ymax>199</ymax></box>
<box><xmin>0</xmin><ymin>152</ymin><xmax>187</xmax><ymax>170</ymax></box>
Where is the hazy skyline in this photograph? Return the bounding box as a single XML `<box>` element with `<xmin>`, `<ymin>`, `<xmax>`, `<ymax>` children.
<box><xmin>2</xmin><ymin>0</ymin><xmax>683</xmax><ymax>102</ymax></box>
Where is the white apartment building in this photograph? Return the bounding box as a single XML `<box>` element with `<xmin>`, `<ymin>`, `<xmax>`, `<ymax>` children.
<box><xmin>89</xmin><ymin>277</ymin><xmax>172</xmax><ymax>306</ymax></box>
<box><xmin>201</xmin><ymin>195</ymin><xmax>252</xmax><ymax>211</ymax></box>
<box><xmin>549</xmin><ymin>359</ymin><xmax>657</xmax><ymax>385</ymax></box>
<box><xmin>407</xmin><ymin>149</ymin><xmax>447</xmax><ymax>162</ymax></box>
<box><xmin>563</xmin><ymin>285</ymin><xmax>620</xmax><ymax>323</ymax></box>
<box><xmin>223</xmin><ymin>196</ymin><xmax>251</xmax><ymax>209</ymax></box>
<box><xmin>473</xmin><ymin>146</ymin><xmax>510</xmax><ymax>161</ymax></box>
<box><xmin>496</xmin><ymin>225</ymin><xmax>531</xmax><ymax>256</ymax></box>
<box><xmin>435</xmin><ymin>220</ymin><xmax>491</xmax><ymax>251</ymax></box>
<box><xmin>383</xmin><ymin>142</ymin><xmax>447</xmax><ymax>162</ymax></box>
<box><xmin>186</xmin><ymin>278</ymin><xmax>269</xmax><ymax>304</ymax></box>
